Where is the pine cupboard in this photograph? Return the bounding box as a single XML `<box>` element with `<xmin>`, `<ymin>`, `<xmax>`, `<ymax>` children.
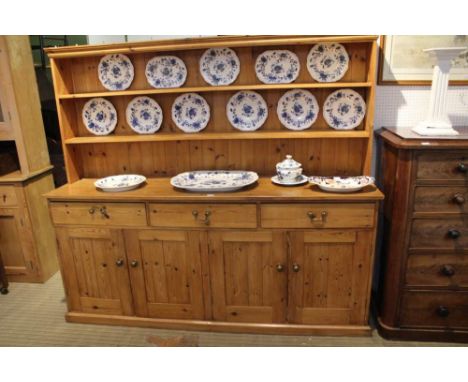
<box><xmin>45</xmin><ymin>36</ymin><xmax>383</xmax><ymax>335</ymax></box>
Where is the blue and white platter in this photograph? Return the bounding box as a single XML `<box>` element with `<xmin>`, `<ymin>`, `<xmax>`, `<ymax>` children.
<box><xmin>307</xmin><ymin>43</ymin><xmax>349</xmax><ymax>82</ymax></box>
<box><xmin>323</xmin><ymin>89</ymin><xmax>366</xmax><ymax>130</ymax></box>
<box><xmin>277</xmin><ymin>89</ymin><xmax>319</xmax><ymax>130</ymax></box>
<box><xmin>126</xmin><ymin>96</ymin><xmax>163</xmax><ymax>134</ymax></box>
<box><xmin>171</xmin><ymin>93</ymin><xmax>210</xmax><ymax>133</ymax></box>
<box><xmin>171</xmin><ymin>170</ymin><xmax>259</xmax><ymax>192</ymax></box>
<box><xmin>309</xmin><ymin>176</ymin><xmax>374</xmax><ymax>193</ymax></box>
<box><xmin>82</xmin><ymin>98</ymin><xmax>117</xmax><ymax>136</ymax></box>
<box><xmin>226</xmin><ymin>91</ymin><xmax>268</xmax><ymax>131</ymax></box>
<box><xmin>145</xmin><ymin>55</ymin><xmax>187</xmax><ymax>88</ymax></box>
<box><xmin>98</xmin><ymin>54</ymin><xmax>134</xmax><ymax>91</ymax></box>
<box><xmin>255</xmin><ymin>50</ymin><xmax>300</xmax><ymax>84</ymax></box>
<box><xmin>95</xmin><ymin>174</ymin><xmax>147</xmax><ymax>192</ymax></box>
<box><xmin>200</xmin><ymin>48</ymin><xmax>240</xmax><ymax>86</ymax></box>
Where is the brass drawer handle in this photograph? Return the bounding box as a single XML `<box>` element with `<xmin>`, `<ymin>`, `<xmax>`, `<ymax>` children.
<box><xmin>292</xmin><ymin>263</ymin><xmax>300</xmax><ymax>272</ymax></box>
<box><xmin>447</xmin><ymin>229</ymin><xmax>461</xmax><ymax>239</ymax></box>
<box><xmin>452</xmin><ymin>194</ymin><xmax>466</xmax><ymax>205</ymax></box>
<box><xmin>100</xmin><ymin>206</ymin><xmax>110</xmax><ymax>219</ymax></box>
<box><xmin>436</xmin><ymin>306</ymin><xmax>450</xmax><ymax>318</ymax></box>
<box><xmin>440</xmin><ymin>264</ymin><xmax>455</xmax><ymax>277</ymax></box>
<box><xmin>192</xmin><ymin>210</ymin><xmax>199</xmax><ymax>219</ymax></box>
<box><xmin>307</xmin><ymin>211</ymin><xmax>328</xmax><ymax>223</ymax></box>
<box><xmin>456</xmin><ymin>163</ymin><xmax>467</xmax><ymax>173</ymax></box>
<box><xmin>203</xmin><ymin>210</ymin><xmax>211</xmax><ymax>225</ymax></box>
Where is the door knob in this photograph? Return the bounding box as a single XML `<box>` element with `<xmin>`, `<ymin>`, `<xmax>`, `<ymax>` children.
<box><xmin>130</xmin><ymin>260</ymin><xmax>139</xmax><ymax>268</ymax></box>
<box><xmin>292</xmin><ymin>263</ymin><xmax>300</xmax><ymax>272</ymax></box>
<box><xmin>115</xmin><ymin>259</ymin><xmax>124</xmax><ymax>267</ymax></box>
<box><xmin>276</xmin><ymin>264</ymin><xmax>284</xmax><ymax>272</ymax></box>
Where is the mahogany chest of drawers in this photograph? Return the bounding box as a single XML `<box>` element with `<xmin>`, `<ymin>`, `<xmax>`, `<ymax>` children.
<box><xmin>377</xmin><ymin>126</ymin><xmax>468</xmax><ymax>342</ymax></box>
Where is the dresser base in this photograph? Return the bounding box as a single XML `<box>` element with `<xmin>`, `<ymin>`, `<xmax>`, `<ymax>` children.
<box><xmin>66</xmin><ymin>312</ymin><xmax>372</xmax><ymax>337</ymax></box>
<box><xmin>377</xmin><ymin>317</ymin><xmax>468</xmax><ymax>343</ymax></box>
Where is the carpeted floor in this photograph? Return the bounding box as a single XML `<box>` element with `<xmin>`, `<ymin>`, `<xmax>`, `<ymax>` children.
<box><xmin>0</xmin><ymin>272</ymin><xmax>462</xmax><ymax>346</ymax></box>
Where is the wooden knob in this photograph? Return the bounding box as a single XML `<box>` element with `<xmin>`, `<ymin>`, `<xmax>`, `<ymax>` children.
<box><xmin>440</xmin><ymin>264</ymin><xmax>455</xmax><ymax>277</ymax></box>
<box><xmin>452</xmin><ymin>194</ymin><xmax>466</xmax><ymax>205</ymax></box>
<box><xmin>115</xmin><ymin>259</ymin><xmax>124</xmax><ymax>267</ymax></box>
<box><xmin>447</xmin><ymin>229</ymin><xmax>461</xmax><ymax>239</ymax></box>
<box><xmin>436</xmin><ymin>306</ymin><xmax>450</xmax><ymax>318</ymax></box>
<box><xmin>456</xmin><ymin>163</ymin><xmax>467</xmax><ymax>173</ymax></box>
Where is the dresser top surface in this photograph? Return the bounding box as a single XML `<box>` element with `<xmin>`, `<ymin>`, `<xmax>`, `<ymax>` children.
<box><xmin>378</xmin><ymin>127</ymin><xmax>468</xmax><ymax>149</ymax></box>
<box><xmin>45</xmin><ymin>177</ymin><xmax>383</xmax><ymax>202</ymax></box>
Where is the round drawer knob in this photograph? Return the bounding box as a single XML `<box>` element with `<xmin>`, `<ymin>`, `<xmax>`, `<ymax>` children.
<box><xmin>456</xmin><ymin>163</ymin><xmax>467</xmax><ymax>173</ymax></box>
<box><xmin>115</xmin><ymin>259</ymin><xmax>124</xmax><ymax>267</ymax></box>
<box><xmin>447</xmin><ymin>229</ymin><xmax>461</xmax><ymax>239</ymax></box>
<box><xmin>130</xmin><ymin>260</ymin><xmax>139</xmax><ymax>268</ymax></box>
<box><xmin>452</xmin><ymin>194</ymin><xmax>466</xmax><ymax>205</ymax></box>
<box><xmin>436</xmin><ymin>306</ymin><xmax>450</xmax><ymax>318</ymax></box>
<box><xmin>440</xmin><ymin>264</ymin><xmax>455</xmax><ymax>277</ymax></box>
<box><xmin>276</xmin><ymin>264</ymin><xmax>284</xmax><ymax>272</ymax></box>
<box><xmin>292</xmin><ymin>263</ymin><xmax>300</xmax><ymax>272</ymax></box>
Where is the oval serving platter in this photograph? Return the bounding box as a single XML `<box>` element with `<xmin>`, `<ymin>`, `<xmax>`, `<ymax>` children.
<box><xmin>171</xmin><ymin>170</ymin><xmax>259</xmax><ymax>192</ymax></box>
<box><xmin>126</xmin><ymin>96</ymin><xmax>163</xmax><ymax>134</ymax></box>
<box><xmin>82</xmin><ymin>97</ymin><xmax>118</xmax><ymax>136</ymax></box>
<box><xmin>95</xmin><ymin>174</ymin><xmax>147</xmax><ymax>192</ymax></box>
<box><xmin>323</xmin><ymin>89</ymin><xmax>366</xmax><ymax>130</ymax></box>
<box><xmin>277</xmin><ymin>89</ymin><xmax>319</xmax><ymax>130</ymax></box>
<box><xmin>200</xmin><ymin>47</ymin><xmax>240</xmax><ymax>86</ymax></box>
<box><xmin>226</xmin><ymin>91</ymin><xmax>268</xmax><ymax>131</ymax></box>
<box><xmin>255</xmin><ymin>50</ymin><xmax>300</xmax><ymax>84</ymax></box>
<box><xmin>145</xmin><ymin>55</ymin><xmax>187</xmax><ymax>88</ymax></box>
<box><xmin>309</xmin><ymin>176</ymin><xmax>374</xmax><ymax>193</ymax></box>
<box><xmin>98</xmin><ymin>54</ymin><xmax>134</xmax><ymax>91</ymax></box>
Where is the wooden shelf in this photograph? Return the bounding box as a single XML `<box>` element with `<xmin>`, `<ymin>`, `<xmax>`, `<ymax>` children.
<box><xmin>64</xmin><ymin>130</ymin><xmax>370</xmax><ymax>144</ymax></box>
<box><xmin>58</xmin><ymin>82</ymin><xmax>372</xmax><ymax>100</ymax></box>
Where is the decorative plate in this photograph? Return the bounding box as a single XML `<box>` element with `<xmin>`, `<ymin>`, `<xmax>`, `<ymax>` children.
<box><xmin>98</xmin><ymin>54</ymin><xmax>134</xmax><ymax>91</ymax></box>
<box><xmin>307</xmin><ymin>43</ymin><xmax>349</xmax><ymax>82</ymax></box>
<box><xmin>277</xmin><ymin>89</ymin><xmax>319</xmax><ymax>130</ymax></box>
<box><xmin>81</xmin><ymin>98</ymin><xmax>117</xmax><ymax>136</ymax></box>
<box><xmin>171</xmin><ymin>93</ymin><xmax>210</xmax><ymax>133</ymax></box>
<box><xmin>323</xmin><ymin>89</ymin><xmax>366</xmax><ymax>130</ymax></box>
<box><xmin>199</xmin><ymin>48</ymin><xmax>240</xmax><ymax>86</ymax></box>
<box><xmin>271</xmin><ymin>174</ymin><xmax>308</xmax><ymax>186</ymax></box>
<box><xmin>255</xmin><ymin>50</ymin><xmax>300</xmax><ymax>84</ymax></box>
<box><xmin>171</xmin><ymin>171</ymin><xmax>259</xmax><ymax>192</ymax></box>
<box><xmin>145</xmin><ymin>55</ymin><xmax>187</xmax><ymax>88</ymax></box>
<box><xmin>95</xmin><ymin>174</ymin><xmax>147</xmax><ymax>192</ymax></box>
<box><xmin>125</xmin><ymin>96</ymin><xmax>163</xmax><ymax>134</ymax></box>
<box><xmin>309</xmin><ymin>176</ymin><xmax>374</xmax><ymax>193</ymax></box>
<box><xmin>226</xmin><ymin>91</ymin><xmax>268</xmax><ymax>131</ymax></box>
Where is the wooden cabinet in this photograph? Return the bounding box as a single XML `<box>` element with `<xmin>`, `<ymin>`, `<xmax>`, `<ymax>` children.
<box><xmin>377</xmin><ymin>126</ymin><xmax>468</xmax><ymax>342</ymax></box>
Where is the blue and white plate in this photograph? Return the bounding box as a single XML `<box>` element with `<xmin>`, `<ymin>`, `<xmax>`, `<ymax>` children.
<box><xmin>145</xmin><ymin>55</ymin><xmax>187</xmax><ymax>88</ymax></box>
<box><xmin>98</xmin><ymin>54</ymin><xmax>134</xmax><ymax>91</ymax></box>
<box><xmin>226</xmin><ymin>91</ymin><xmax>268</xmax><ymax>131</ymax></box>
<box><xmin>307</xmin><ymin>43</ymin><xmax>349</xmax><ymax>82</ymax></box>
<box><xmin>171</xmin><ymin>170</ymin><xmax>259</xmax><ymax>192</ymax></box>
<box><xmin>277</xmin><ymin>89</ymin><xmax>319</xmax><ymax>130</ymax></box>
<box><xmin>95</xmin><ymin>174</ymin><xmax>147</xmax><ymax>192</ymax></box>
<box><xmin>199</xmin><ymin>48</ymin><xmax>240</xmax><ymax>86</ymax></box>
<box><xmin>171</xmin><ymin>93</ymin><xmax>210</xmax><ymax>133</ymax></box>
<box><xmin>82</xmin><ymin>98</ymin><xmax>117</xmax><ymax>135</ymax></box>
<box><xmin>323</xmin><ymin>89</ymin><xmax>366</xmax><ymax>130</ymax></box>
<box><xmin>255</xmin><ymin>50</ymin><xmax>300</xmax><ymax>84</ymax></box>
<box><xmin>125</xmin><ymin>96</ymin><xmax>163</xmax><ymax>134</ymax></box>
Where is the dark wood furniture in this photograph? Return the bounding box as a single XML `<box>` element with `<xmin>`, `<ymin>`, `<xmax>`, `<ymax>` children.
<box><xmin>377</xmin><ymin>126</ymin><xmax>468</xmax><ymax>342</ymax></box>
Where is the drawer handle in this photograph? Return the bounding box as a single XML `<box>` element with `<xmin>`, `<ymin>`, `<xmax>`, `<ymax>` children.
<box><xmin>447</xmin><ymin>229</ymin><xmax>461</xmax><ymax>239</ymax></box>
<box><xmin>276</xmin><ymin>264</ymin><xmax>285</xmax><ymax>272</ymax></box>
<box><xmin>100</xmin><ymin>206</ymin><xmax>110</xmax><ymax>219</ymax></box>
<box><xmin>440</xmin><ymin>264</ymin><xmax>455</xmax><ymax>277</ymax></box>
<box><xmin>88</xmin><ymin>207</ymin><xmax>96</xmax><ymax>215</ymax></box>
<box><xmin>452</xmin><ymin>194</ymin><xmax>466</xmax><ymax>205</ymax></box>
<box><xmin>436</xmin><ymin>306</ymin><xmax>450</xmax><ymax>318</ymax></box>
<box><xmin>456</xmin><ymin>163</ymin><xmax>467</xmax><ymax>173</ymax></box>
<box><xmin>130</xmin><ymin>260</ymin><xmax>139</xmax><ymax>268</ymax></box>
<box><xmin>203</xmin><ymin>210</ymin><xmax>211</xmax><ymax>226</ymax></box>
<box><xmin>192</xmin><ymin>210</ymin><xmax>199</xmax><ymax>219</ymax></box>
<box><xmin>115</xmin><ymin>259</ymin><xmax>124</xmax><ymax>267</ymax></box>
<box><xmin>307</xmin><ymin>211</ymin><xmax>328</xmax><ymax>223</ymax></box>
<box><xmin>292</xmin><ymin>263</ymin><xmax>300</xmax><ymax>272</ymax></box>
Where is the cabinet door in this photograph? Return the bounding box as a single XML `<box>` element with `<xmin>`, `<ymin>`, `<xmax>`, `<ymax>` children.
<box><xmin>55</xmin><ymin>227</ymin><xmax>134</xmax><ymax>316</ymax></box>
<box><xmin>0</xmin><ymin>208</ymin><xmax>36</xmax><ymax>277</ymax></box>
<box><xmin>209</xmin><ymin>231</ymin><xmax>287</xmax><ymax>323</ymax></box>
<box><xmin>288</xmin><ymin>230</ymin><xmax>373</xmax><ymax>325</ymax></box>
<box><xmin>124</xmin><ymin>230</ymin><xmax>205</xmax><ymax>320</ymax></box>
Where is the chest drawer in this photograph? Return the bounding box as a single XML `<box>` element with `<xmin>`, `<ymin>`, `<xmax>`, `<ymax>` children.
<box><xmin>410</xmin><ymin>219</ymin><xmax>468</xmax><ymax>250</ymax></box>
<box><xmin>260</xmin><ymin>203</ymin><xmax>375</xmax><ymax>228</ymax></box>
<box><xmin>416</xmin><ymin>151</ymin><xmax>468</xmax><ymax>181</ymax></box>
<box><xmin>414</xmin><ymin>186</ymin><xmax>467</xmax><ymax>213</ymax></box>
<box><xmin>400</xmin><ymin>291</ymin><xmax>468</xmax><ymax>329</ymax></box>
<box><xmin>149</xmin><ymin>203</ymin><xmax>257</xmax><ymax>228</ymax></box>
<box><xmin>0</xmin><ymin>186</ymin><xmax>19</xmax><ymax>207</ymax></box>
<box><xmin>50</xmin><ymin>202</ymin><xmax>147</xmax><ymax>226</ymax></box>
<box><xmin>406</xmin><ymin>253</ymin><xmax>468</xmax><ymax>288</ymax></box>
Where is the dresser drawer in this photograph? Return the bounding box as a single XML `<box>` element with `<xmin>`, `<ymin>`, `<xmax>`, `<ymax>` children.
<box><xmin>149</xmin><ymin>203</ymin><xmax>257</xmax><ymax>228</ymax></box>
<box><xmin>416</xmin><ymin>151</ymin><xmax>468</xmax><ymax>180</ymax></box>
<box><xmin>0</xmin><ymin>186</ymin><xmax>19</xmax><ymax>207</ymax></box>
<box><xmin>260</xmin><ymin>203</ymin><xmax>375</xmax><ymax>228</ymax></box>
<box><xmin>414</xmin><ymin>186</ymin><xmax>467</xmax><ymax>213</ymax></box>
<box><xmin>50</xmin><ymin>202</ymin><xmax>147</xmax><ymax>226</ymax></box>
<box><xmin>410</xmin><ymin>219</ymin><xmax>468</xmax><ymax>250</ymax></box>
<box><xmin>400</xmin><ymin>291</ymin><xmax>468</xmax><ymax>329</ymax></box>
<box><xmin>406</xmin><ymin>254</ymin><xmax>468</xmax><ymax>287</ymax></box>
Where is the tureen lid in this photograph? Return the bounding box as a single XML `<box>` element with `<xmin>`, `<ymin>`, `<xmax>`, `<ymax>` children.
<box><xmin>276</xmin><ymin>155</ymin><xmax>302</xmax><ymax>169</ymax></box>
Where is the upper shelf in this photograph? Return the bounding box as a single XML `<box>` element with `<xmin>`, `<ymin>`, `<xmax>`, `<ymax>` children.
<box><xmin>58</xmin><ymin>81</ymin><xmax>373</xmax><ymax>100</ymax></box>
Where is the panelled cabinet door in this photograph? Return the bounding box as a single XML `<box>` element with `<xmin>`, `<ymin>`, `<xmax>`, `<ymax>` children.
<box><xmin>124</xmin><ymin>230</ymin><xmax>205</xmax><ymax>320</ymax></box>
<box><xmin>55</xmin><ymin>227</ymin><xmax>134</xmax><ymax>316</ymax></box>
<box><xmin>208</xmin><ymin>231</ymin><xmax>288</xmax><ymax>323</ymax></box>
<box><xmin>288</xmin><ymin>230</ymin><xmax>373</xmax><ymax>326</ymax></box>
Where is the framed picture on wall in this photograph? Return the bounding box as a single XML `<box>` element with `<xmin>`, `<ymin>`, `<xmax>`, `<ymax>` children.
<box><xmin>378</xmin><ymin>35</ymin><xmax>468</xmax><ymax>85</ymax></box>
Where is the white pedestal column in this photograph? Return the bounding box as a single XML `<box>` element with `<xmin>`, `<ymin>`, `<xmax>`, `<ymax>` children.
<box><xmin>413</xmin><ymin>47</ymin><xmax>467</xmax><ymax>136</ymax></box>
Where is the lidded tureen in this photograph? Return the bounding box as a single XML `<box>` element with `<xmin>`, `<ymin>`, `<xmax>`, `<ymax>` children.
<box><xmin>276</xmin><ymin>155</ymin><xmax>303</xmax><ymax>183</ymax></box>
